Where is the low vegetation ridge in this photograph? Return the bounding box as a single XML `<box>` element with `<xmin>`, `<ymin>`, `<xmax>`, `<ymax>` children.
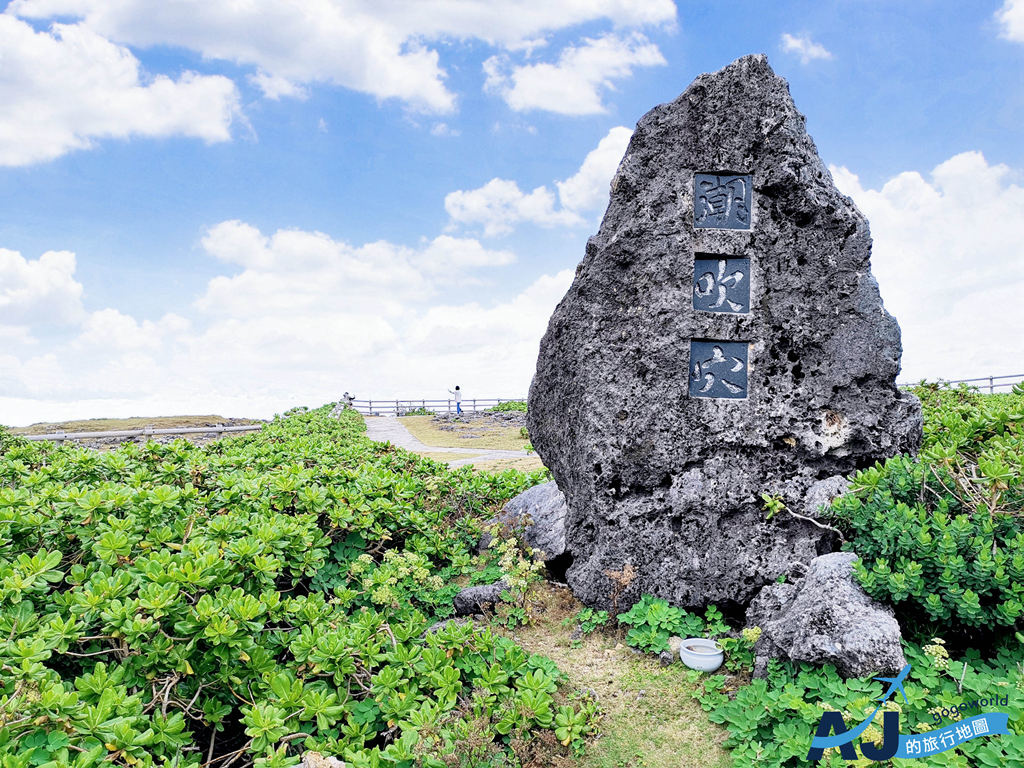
<box><xmin>11</xmin><ymin>416</ymin><xmax>261</xmax><ymax>436</ymax></box>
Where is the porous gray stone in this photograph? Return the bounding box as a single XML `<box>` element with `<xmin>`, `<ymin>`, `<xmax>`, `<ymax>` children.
<box><xmin>747</xmin><ymin>552</ymin><xmax>906</xmax><ymax>678</ymax></box>
<box><xmin>803</xmin><ymin>474</ymin><xmax>850</xmax><ymax>518</ymax></box>
<box><xmin>453</xmin><ymin>579</ymin><xmax>509</xmax><ymax>616</ymax></box>
<box><xmin>527</xmin><ymin>54</ymin><xmax>921</xmax><ymax>614</ymax></box>
<box><xmin>496</xmin><ymin>481</ymin><xmax>568</xmax><ymax>560</ymax></box>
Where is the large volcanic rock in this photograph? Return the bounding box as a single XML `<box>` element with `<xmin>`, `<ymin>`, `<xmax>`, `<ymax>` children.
<box><xmin>527</xmin><ymin>55</ymin><xmax>921</xmax><ymax>613</ymax></box>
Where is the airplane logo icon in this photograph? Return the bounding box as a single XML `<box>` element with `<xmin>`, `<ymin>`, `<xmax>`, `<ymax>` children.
<box><xmin>875</xmin><ymin>664</ymin><xmax>912</xmax><ymax>704</ymax></box>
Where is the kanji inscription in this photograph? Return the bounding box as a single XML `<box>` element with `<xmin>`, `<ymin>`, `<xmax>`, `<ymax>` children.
<box><xmin>694</xmin><ymin>173</ymin><xmax>752</xmax><ymax>229</ymax></box>
<box><xmin>689</xmin><ymin>340</ymin><xmax>749</xmax><ymax>399</ymax></box>
<box><xmin>693</xmin><ymin>256</ymin><xmax>750</xmax><ymax>313</ymax></box>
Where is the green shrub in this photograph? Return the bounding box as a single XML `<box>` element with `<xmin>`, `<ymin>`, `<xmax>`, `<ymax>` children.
<box><xmin>694</xmin><ymin>639</ymin><xmax>1024</xmax><ymax>767</ymax></box>
<box><xmin>827</xmin><ymin>384</ymin><xmax>1024</xmax><ymax>634</ymax></box>
<box><xmin>0</xmin><ymin>406</ymin><xmax>589</xmax><ymax>767</ymax></box>
<box><xmin>399</xmin><ymin>407</ymin><xmax>435</xmax><ymax>416</ymax></box>
<box><xmin>563</xmin><ymin>607</ymin><xmax>610</xmax><ymax>636</ymax></box>
<box><xmin>616</xmin><ymin>595</ymin><xmax>728</xmax><ymax>653</ymax></box>
<box><xmin>488</xmin><ymin>401</ymin><xmax>528</xmax><ymax>413</ymax></box>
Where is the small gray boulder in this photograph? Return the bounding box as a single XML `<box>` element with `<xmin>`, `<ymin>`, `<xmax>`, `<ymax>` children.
<box><xmin>747</xmin><ymin>552</ymin><xmax>904</xmax><ymax>678</ymax></box>
<box><xmin>453</xmin><ymin>579</ymin><xmax>509</xmax><ymax>616</ymax></box>
<box><xmin>496</xmin><ymin>481</ymin><xmax>568</xmax><ymax>560</ymax></box>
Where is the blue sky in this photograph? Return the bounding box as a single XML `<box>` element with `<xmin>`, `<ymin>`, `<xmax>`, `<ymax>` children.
<box><xmin>1</xmin><ymin>0</ymin><xmax>1022</xmax><ymax>424</ymax></box>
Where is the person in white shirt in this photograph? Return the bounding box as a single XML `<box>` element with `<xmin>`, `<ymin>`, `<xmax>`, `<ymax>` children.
<box><xmin>448</xmin><ymin>385</ymin><xmax>463</xmax><ymax>414</ymax></box>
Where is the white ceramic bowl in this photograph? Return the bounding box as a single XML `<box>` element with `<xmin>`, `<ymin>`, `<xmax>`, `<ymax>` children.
<box><xmin>679</xmin><ymin>637</ymin><xmax>724</xmax><ymax>672</ymax></box>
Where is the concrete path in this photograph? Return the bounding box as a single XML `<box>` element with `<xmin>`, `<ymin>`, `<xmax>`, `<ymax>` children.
<box><xmin>363</xmin><ymin>416</ymin><xmax>531</xmax><ymax>468</ymax></box>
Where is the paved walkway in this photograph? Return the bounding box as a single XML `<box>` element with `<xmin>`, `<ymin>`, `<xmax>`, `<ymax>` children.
<box><xmin>363</xmin><ymin>416</ymin><xmax>531</xmax><ymax>468</ymax></box>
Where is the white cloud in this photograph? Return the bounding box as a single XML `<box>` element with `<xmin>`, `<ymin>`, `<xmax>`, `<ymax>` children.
<box><xmin>556</xmin><ymin>126</ymin><xmax>633</xmax><ymax>212</ymax></box>
<box><xmin>0</xmin><ymin>248</ymin><xmax>84</xmax><ymax>324</ymax></box>
<box><xmin>996</xmin><ymin>0</ymin><xmax>1024</xmax><ymax>41</ymax></box>
<box><xmin>196</xmin><ymin>221</ymin><xmax>513</xmax><ymax>317</ymax></box>
<box><xmin>430</xmin><ymin>122</ymin><xmax>460</xmax><ymax>137</ymax></box>
<box><xmin>249</xmin><ymin>71</ymin><xmax>308</xmax><ymax>101</ymax></box>
<box><xmin>484</xmin><ymin>32</ymin><xmax>665</xmax><ymax>114</ymax></box>
<box><xmin>8</xmin><ymin>0</ymin><xmax>675</xmax><ymax>115</ymax></box>
<box><xmin>0</xmin><ymin>221</ymin><xmax>572</xmax><ymax>425</ymax></box>
<box><xmin>445</xmin><ymin>179</ymin><xmax>583</xmax><ymax>237</ymax></box>
<box><xmin>0</xmin><ymin>16</ymin><xmax>239</xmax><ymax>166</ymax></box>
<box><xmin>75</xmin><ymin>309</ymin><xmax>190</xmax><ymax>351</ymax></box>
<box><xmin>780</xmin><ymin>32</ymin><xmax>834</xmax><ymax>65</ymax></box>
<box><xmin>446</xmin><ymin>126</ymin><xmax>631</xmax><ymax>235</ymax></box>
<box><xmin>832</xmin><ymin>151</ymin><xmax>1024</xmax><ymax>383</ymax></box>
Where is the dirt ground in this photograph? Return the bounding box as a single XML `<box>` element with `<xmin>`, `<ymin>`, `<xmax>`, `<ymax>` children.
<box><xmin>400</xmin><ymin>412</ymin><xmax>532</xmax><ymax>452</ymax></box>
<box><xmin>504</xmin><ymin>583</ymin><xmax>732</xmax><ymax>768</ymax></box>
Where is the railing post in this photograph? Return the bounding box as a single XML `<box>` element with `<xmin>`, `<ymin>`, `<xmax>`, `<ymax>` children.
<box><xmin>447</xmin><ymin>399</ymin><xmax>451</xmax><ymax>414</ymax></box>
<box><xmin>369</xmin><ymin>399</ymin><xmax>373</xmax><ymax>415</ymax></box>
<box><xmin>990</xmin><ymin>376</ymin><xmax>995</xmax><ymax>394</ymax></box>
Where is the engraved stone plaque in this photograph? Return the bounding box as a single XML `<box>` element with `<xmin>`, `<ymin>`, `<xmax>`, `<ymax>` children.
<box><xmin>694</xmin><ymin>173</ymin><xmax>752</xmax><ymax>229</ymax></box>
<box><xmin>689</xmin><ymin>340</ymin><xmax>749</xmax><ymax>399</ymax></box>
<box><xmin>693</xmin><ymin>256</ymin><xmax>750</xmax><ymax>314</ymax></box>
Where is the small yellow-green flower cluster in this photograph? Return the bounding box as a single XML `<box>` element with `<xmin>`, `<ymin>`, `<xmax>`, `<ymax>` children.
<box><xmin>354</xmin><ymin>550</ymin><xmax>440</xmax><ymax>606</ymax></box>
<box><xmin>923</xmin><ymin>637</ymin><xmax>950</xmax><ymax>670</ymax></box>
<box><xmin>741</xmin><ymin>626</ymin><xmax>762</xmax><ymax>645</ymax></box>
<box><xmin>490</xmin><ymin>533</ymin><xmax>545</xmax><ymax>594</ymax></box>
<box><xmin>348</xmin><ymin>553</ymin><xmax>374</xmax><ymax>575</ymax></box>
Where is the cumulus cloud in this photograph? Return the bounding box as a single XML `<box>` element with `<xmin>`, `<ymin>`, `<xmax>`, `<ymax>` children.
<box><xmin>484</xmin><ymin>32</ymin><xmax>665</xmax><ymax>114</ymax></box>
<box><xmin>996</xmin><ymin>0</ymin><xmax>1024</xmax><ymax>41</ymax></box>
<box><xmin>446</xmin><ymin>126</ymin><xmax>631</xmax><ymax>235</ymax></box>
<box><xmin>832</xmin><ymin>151</ymin><xmax>1024</xmax><ymax>383</ymax></box>
<box><xmin>196</xmin><ymin>221</ymin><xmax>514</xmax><ymax>318</ymax></box>
<box><xmin>780</xmin><ymin>32</ymin><xmax>834</xmax><ymax>64</ymax></box>
<box><xmin>0</xmin><ymin>248</ymin><xmax>84</xmax><ymax>325</ymax></box>
<box><xmin>8</xmin><ymin>0</ymin><xmax>676</xmax><ymax>115</ymax></box>
<box><xmin>74</xmin><ymin>309</ymin><xmax>190</xmax><ymax>351</ymax></box>
<box><xmin>0</xmin><ymin>221</ymin><xmax>572</xmax><ymax>425</ymax></box>
<box><xmin>556</xmin><ymin>126</ymin><xmax>633</xmax><ymax>211</ymax></box>
<box><xmin>0</xmin><ymin>16</ymin><xmax>238</xmax><ymax>166</ymax></box>
<box><xmin>444</xmin><ymin>180</ymin><xmax>583</xmax><ymax>237</ymax></box>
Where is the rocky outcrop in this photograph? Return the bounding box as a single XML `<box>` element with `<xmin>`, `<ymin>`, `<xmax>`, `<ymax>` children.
<box><xmin>453</xmin><ymin>579</ymin><xmax>509</xmax><ymax>616</ymax></box>
<box><xmin>494</xmin><ymin>481</ymin><xmax>568</xmax><ymax>561</ymax></box>
<box><xmin>527</xmin><ymin>54</ymin><xmax>921</xmax><ymax>613</ymax></box>
<box><xmin>747</xmin><ymin>552</ymin><xmax>905</xmax><ymax>678</ymax></box>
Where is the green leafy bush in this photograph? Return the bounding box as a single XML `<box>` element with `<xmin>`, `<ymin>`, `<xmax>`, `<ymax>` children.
<box><xmin>399</xmin><ymin>407</ymin><xmax>435</xmax><ymax>416</ymax></box>
<box><xmin>694</xmin><ymin>639</ymin><xmax>1024</xmax><ymax>767</ymax></box>
<box><xmin>0</xmin><ymin>406</ymin><xmax>590</xmax><ymax>767</ymax></box>
<box><xmin>616</xmin><ymin>596</ymin><xmax>728</xmax><ymax>653</ymax></box>
<box><xmin>488</xmin><ymin>402</ymin><xmax>528</xmax><ymax>413</ymax></box>
<box><xmin>571</xmin><ymin>608</ymin><xmax>610</xmax><ymax>635</ymax></box>
<box><xmin>827</xmin><ymin>384</ymin><xmax>1024</xmax><ymax>634</ymax></box>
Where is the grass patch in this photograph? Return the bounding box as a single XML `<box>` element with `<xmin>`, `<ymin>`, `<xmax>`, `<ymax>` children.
<box><xmin>9</xmin><ymin>414</ymin><xmax>258</xmax><ymax>434</ymax></box>
<box><xmin>401</xmin><ymin>414</ymin><xmax>531</xmax><ymax>451</ymax></box>
<box><xmin>414</xmin><ymin>451</ymin><xmax>480</xmax><ymax>463</ymax></box>
<box><xmin>474</xmin><ymin>456</ymin><xmax>547</xmax><ymax>473</ymax></box>
<box><xmin>507</xmin><ymin>583</ymin><xmax>731</xmax><ymax>768</ymax></box>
